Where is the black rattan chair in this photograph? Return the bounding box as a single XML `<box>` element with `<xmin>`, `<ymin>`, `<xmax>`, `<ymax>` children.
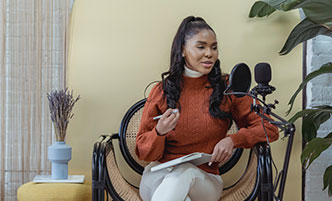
<box><xmin>92</xmin><ymin>99</ymin><xmax>272</xmax><ymax>201</ymax></box>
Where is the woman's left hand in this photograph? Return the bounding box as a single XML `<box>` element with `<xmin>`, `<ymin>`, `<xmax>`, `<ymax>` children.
<box><xmin>209</xmin><ymin>137</ymin><xmax>234</xmax><ymax>166</ymax></box>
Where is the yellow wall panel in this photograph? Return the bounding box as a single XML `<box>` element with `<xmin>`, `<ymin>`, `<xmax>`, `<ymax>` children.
<box><xmin>67</xmin><ymin>0</ymin><xmax>302</xmax><ymax>200</ymax></box>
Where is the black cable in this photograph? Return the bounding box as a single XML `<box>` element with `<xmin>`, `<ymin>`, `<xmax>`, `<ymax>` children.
<box><xmin>223</xmin><ymin>91</ymin><xmax>270</xmax><ymax>108</ymax></box>
<box><xmin>261</xmin><ymin>113</ymin><xmax>280</xmax><ymax>200</ymax></box>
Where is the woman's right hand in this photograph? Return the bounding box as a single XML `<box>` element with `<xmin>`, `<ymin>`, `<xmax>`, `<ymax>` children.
<box><xmin>155</xmin><ymin>108</ymin><xmax>180</xmax><ymax>135</ymax></box>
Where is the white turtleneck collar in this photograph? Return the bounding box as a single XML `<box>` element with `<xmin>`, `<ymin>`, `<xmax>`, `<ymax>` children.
<box><xmin>183</xmin><ymin>65</ymin><xmax>204</xmax><ymax>78</ymax></box>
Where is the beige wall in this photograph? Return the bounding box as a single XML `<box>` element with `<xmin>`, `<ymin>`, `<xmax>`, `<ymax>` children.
<box><xmin>67</xmin><ymin>0</ymin><xmax>302</xmax><ymax>200</ymax></box>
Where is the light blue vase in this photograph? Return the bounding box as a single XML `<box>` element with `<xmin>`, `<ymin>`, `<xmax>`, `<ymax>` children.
<box><xmin>48</xmin><ymin>141</ymin><xmax>72</xmax><ymax>179</ymax></box>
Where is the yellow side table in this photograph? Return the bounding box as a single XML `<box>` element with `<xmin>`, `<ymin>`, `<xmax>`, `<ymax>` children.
<box><xmin>17</xmin><ymin>181</ymin><xmax>91</xmax><ymax>201</ymax></box>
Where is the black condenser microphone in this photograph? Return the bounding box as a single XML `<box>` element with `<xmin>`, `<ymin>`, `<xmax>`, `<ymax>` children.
<box><xmin>252</xmin><ymin>62</ymin><xmax>275</xmax><ymax>100</ymax></box>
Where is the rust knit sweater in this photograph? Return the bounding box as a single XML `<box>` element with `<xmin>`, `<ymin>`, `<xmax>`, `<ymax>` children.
<box><xmin>135</xmin><ymin>75</ymin><xmax>279</xmax><ymax>174</ymax></box>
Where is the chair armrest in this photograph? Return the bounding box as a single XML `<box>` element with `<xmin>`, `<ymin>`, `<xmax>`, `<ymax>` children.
<box><xmin>92</xmin><ymin>136</ymin><xmax>107</xmax><ymax>184</ymax></box>
<box><xmin>92</xmin><ymin>134</ymin><xmax>141</xmax><ymax>201</ymax></box>
<box><xmin>104</xmin><ymin>135</ymin><xmax>141</xmax><ymax>201</ymax></box>
<box><xmin>92</xmin><ymin>134</ymin><xmax>118</xmax><ymax>201</ymax></box>
<box><xmin>220</xmin><ymin>148</ymin><xmax>243</xmax><ymax>175</ymax></box>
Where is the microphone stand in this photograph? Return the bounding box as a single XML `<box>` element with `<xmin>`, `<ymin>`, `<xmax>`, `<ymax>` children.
<box><xmin>250</xmin><ymin>90</ymin><xmax>296</xmax><ymax>201</ymax></box>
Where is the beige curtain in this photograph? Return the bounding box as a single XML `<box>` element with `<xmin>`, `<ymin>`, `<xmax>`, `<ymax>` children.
<box><xmin>0</xmin><ymin>0</ymin><xmax>74</xmax><ymax>200</ymax></box>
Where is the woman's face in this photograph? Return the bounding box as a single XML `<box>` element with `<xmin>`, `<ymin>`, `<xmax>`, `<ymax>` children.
<box><xmin>182</xmin><ymin>29</ymin><xmax>218</xmax><ymax>75</ymax></box>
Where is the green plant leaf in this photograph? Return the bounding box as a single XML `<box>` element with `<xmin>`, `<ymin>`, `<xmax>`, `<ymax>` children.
<box><xmin>314</xmin><ymin>105</ymin><xmax>332</xmax><ymax>112</ymax></box>
<box><xmin>301</xmin><ymin>132</ymin><xmax>332</xmax><ymax>168</ymax></box>
<box><xmin>249</xmin><ymin>1</ymin><xmax>276</xmax><ymax>18</ymax></box>
<box><xmin>301</xmin><ymin>110</ymin><xmax>330</xmax><ymax>142</ymax></box>
<box><xmin>259</xmin><ymin>0</ymin><xmax>288</xmax><ymax>8</ymax></box>
<box><xmin>314</xmin><ymin>111</ymin><xmax>331</xmax><ymax>127</ymax></box>
<box><xmin>291</xmin><ymin>0</ymin><xmax>332</xmax><ymax>29</ymax></box>
<box><xmin>280</xmin><ymin>0</ymin><xmax>306</xmax><ymax>11</ymax></box>
<box><xmin>289</xmin><ymin>106</ymin><xmax>332</xmax><ymax>123</ymax></box>
<box><xmin>278</xmin><ymin>0</ymin><xmax>332</xmax><ymax>29</ymax></box>
<box><xmin>302</xmin><ymin>113</ymin><xmax>318</xmax><ymax>141</ymax></box>
<box><xmin>279</xmin><ymin>18</ymin><xmax>332</xmax><ymax>55</ymax></box>
<box><xmin>323</xmin><ymin>165</ymin><xmax>332</xmax><ymax>196</ymax></box>
<box><xmin>249</xmin><ymin>0</ymin><xmax>292</xmax><ymax>18</ymax></box>
<box><xmin>287</xmin><ymin>62</ymin><xmax>332</xmax><ymax>115</ymax></box>
<box><xmin>289</xmin><ymin>108</ymin><xmax>315</xmax><ymax>123</ymax></box>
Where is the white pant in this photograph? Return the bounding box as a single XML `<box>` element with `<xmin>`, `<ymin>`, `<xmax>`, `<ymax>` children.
<box><xmin>139</xmin><ymin>162</ymin><xmax>223</xmax><ymax>201</ymax></box>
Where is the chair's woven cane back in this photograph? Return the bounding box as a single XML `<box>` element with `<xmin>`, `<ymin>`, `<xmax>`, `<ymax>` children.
<box><xmin>124</xmin><ymin>104</ymin><xmax>149</xmax><ymax>168</ymax></box>
<box><xmin>106</xmin><ymin>147</ymin><xmax>141</xmax><ymax>200</ymax></box>
<box><xmin>103</xmin><ymin>99</ymin><xmax>259</xmax><ymax>201</ymax></box>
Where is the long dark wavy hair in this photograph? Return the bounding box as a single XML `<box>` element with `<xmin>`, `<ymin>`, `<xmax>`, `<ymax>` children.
<box><xmin>161</xmin><ymin>16</ymin><xmax>231</xmax><ymax>120</ymax></box>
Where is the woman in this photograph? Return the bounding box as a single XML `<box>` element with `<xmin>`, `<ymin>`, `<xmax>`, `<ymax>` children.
<box><xmin>135</xmin><ymin>16</ymin><xmax>278</xmax><ymax>201</ymax></box>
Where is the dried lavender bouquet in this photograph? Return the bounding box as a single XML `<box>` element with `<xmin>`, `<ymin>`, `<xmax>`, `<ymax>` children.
<box><xmin>47</xmin><ymin>89</ymin><xmax>80</xmax><ymax>141</ymax></box>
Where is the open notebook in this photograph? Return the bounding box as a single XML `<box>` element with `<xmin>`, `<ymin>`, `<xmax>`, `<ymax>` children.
<box><xmin>151</xmin><ymin>152</ymin><xmax>212</xmax><ymax>172</ymax></box>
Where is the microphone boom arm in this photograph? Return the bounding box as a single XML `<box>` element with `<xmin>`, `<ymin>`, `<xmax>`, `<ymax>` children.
<box><xmin>251</xmin><ymin>103</ymin><xmax>295</xmax><ymax>136</ymax></box>
<box><xmin>224</xmin><ymin>62</ymin><xmax>295</xmax><ymax>201</ymax></box>
<box><xmin>251</xmin><ymin>97</ymin><xmax>295</xmax><ymax>201</ymax></box>
<box><xmin>224</xmin><ymin>89</ymin><xmax>296</xmax><ymax>201</ymax></box>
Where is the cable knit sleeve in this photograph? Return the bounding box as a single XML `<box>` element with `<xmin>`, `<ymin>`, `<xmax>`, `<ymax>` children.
<box><xmin>228</xmin><ymin>95</ymin><xmax>279</xmax><ymax>148</ymax></box>
<box><xmin>135</xmin><ymin>83</ymin><xmax>167</xmax><ymax>161</ymax></box>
